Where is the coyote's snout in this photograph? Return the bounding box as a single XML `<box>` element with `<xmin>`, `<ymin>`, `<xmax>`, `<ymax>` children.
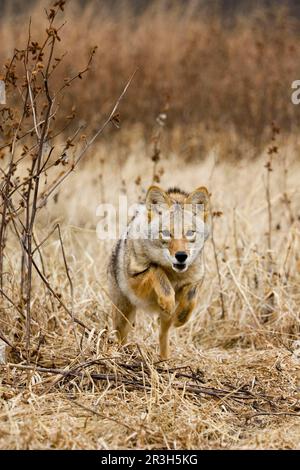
<box><xmin>108</xmin><ymin>185</ymin><xmax>210</xmax><ymax>359</ymax></box>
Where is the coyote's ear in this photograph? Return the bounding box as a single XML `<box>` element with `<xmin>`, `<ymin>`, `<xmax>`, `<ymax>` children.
<box><xmin>185</xmin><ymin>187</ymin><xmax>209</xmax><ymax>219</ymax></box>
<box><xmin>146</xmin><ymin>186</ymin><xmax>170</xmax><ymax>214</ymax></box>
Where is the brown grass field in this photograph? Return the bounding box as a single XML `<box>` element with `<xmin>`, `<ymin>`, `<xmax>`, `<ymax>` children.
<box><xmin>0</xmin><ymin>0</ymin><xmax>300</xmax><ymax>450</ymax></box>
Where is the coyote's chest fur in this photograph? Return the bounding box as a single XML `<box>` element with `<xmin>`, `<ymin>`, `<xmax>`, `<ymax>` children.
<box><xmin>115</xmin><ymin>238</ymin><xmax>205</xmax><ymax>312</ymax></box>
<box><xmin>108</xmin><ymin>185</ymin><xmax>210</xmax><ymax>359</ymax></box>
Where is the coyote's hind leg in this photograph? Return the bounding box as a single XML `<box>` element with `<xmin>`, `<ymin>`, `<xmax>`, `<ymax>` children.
<box><xmin>113</xmin><ymin>296</ymin><xmax>136</xmax><ymax>344</ymax></box>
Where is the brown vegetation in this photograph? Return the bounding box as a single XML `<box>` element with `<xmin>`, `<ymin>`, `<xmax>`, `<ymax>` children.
<box><xmin>0</xmin><ymin>0</ymin><xmax>300</xmax><ymax>450</ymax></box>
<box><xmin>1</xmin><ymin>0</ymin><xmax>300</xmax><ymax>145</ymax></box>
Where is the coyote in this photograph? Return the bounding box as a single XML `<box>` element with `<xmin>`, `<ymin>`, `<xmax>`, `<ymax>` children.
<box><xmin>108</xmin><ymin>185</ymin><xmax>210</xmax><ymax>359</ymax></box>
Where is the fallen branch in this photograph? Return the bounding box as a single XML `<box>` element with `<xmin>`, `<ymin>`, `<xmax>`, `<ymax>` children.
<box><xmin>1</xmin><ymin>362</ymin><xmax>275</xmax><ymax>403</ymax></box>
<box><xmin>246</xmin><ymin>411</ymin><xmax>300</xmax><ymax>422</ymax></box>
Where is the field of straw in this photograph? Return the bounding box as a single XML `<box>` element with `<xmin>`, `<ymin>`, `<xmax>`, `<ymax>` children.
<box><xmin>1</xmin><ymin>0</ymin><xmax>300</xmax><ymax>450</ymax></box>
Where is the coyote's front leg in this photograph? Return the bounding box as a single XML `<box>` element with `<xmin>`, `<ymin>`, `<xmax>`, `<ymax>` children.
<box><xmin>173</xmin><ymin>283</ymin><xmax>200</xmax><ymax>328</ymax></box>
<box><xmin>129</xmin><ymin>265</ymin><xmax>175</xmax><ymax>359</ymax></box>
<box><xmin>129</xmin><ymin>265</ymin><xmax>175</xmax><ymax>315</ymax></box>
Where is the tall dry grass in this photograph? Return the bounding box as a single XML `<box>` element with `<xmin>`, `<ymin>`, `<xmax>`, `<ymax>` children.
<box><xmin>1</xmin><ymin>0</ymin><xmax>300</xmax><ymax>146</ymax></box>
<box><xmin>1</xmin><ymin>139</ymin><xmax>300</xmax><ymax>449</ymax></box>
<box><xmin>0</xmin><ymin>0</ymin><xmax>300</xmax><ymax>450</ymax></box>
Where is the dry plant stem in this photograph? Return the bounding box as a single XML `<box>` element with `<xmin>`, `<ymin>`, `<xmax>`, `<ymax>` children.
<box><xmin>0</xmin><ymin>8</ymin><xmax>136</xmax><ymax>363</ymax></box>
<box><xmin>266</xmin><ymin>162</ymin><xmax>273</xmax><ymax>263</ymax></box>
<box><xmin>99</xmin><ymin>158</ymin><xmax>105</xmax><ymax>204</ymax></box>
<box><xmin>32</xmin><ymin>231</ymin><xmax>47</xmax><ymax>279</ymax></box>
<box><xmin>23</xmin><ymin>42</ymin><xmax>55</xmax><ymax>361</ymax></box>
<box><xmin>1</xmin><ymin>362</ymin><xmax>284</xmax><ymax>407</ymax></box>
<box><xmin>68</xmin><ymin>399</ymin><xmax>135</xmax><ymax>432</ymax></box>
<box><xmin>209</xmin><ymin>202</ymin><xmax>225</xmax><ymax>319</ymax></box>
<box><xmin>96</xmin><ymin>280</ymin><xmax>134</xmax><ymax>329</ymax></box>
<box><xmin>5</xmin><ymin>194</ymin><xmax>89</xmax><ymax>332</ymax></box>
<box><xmin>151</xmin><ymin>131</ymin><xmax>160</xmax><ymax>185</ymax></box>
<box><xmin>56</xmin><ymin>223</ymin><xmax>79</xmax><ymax>352</ymax></box>
<box><xmin>0</xmin><ymin>287</ymin><xmax>25</xmax><ymax>320</ymax></box>
<box><xmin>233</xmin><ymin>208</ymin><xmax>241</xmax><ymax>266</ymax></box>
<box><xmin>0</xmin><ymin>331</ymin><xmax>15</xmax><ymax>349</ymax></box>
<box><xmin>0</xmin><ymin>93</ymin><xmax>29</xmax><ymax>291</ymax></box>
<box><xmin>37</xmin><ymin>69</ymin><xmax>137</xmax><ymax>209</ymax></box>
<box><xmin>283</xmin><ymin>233</ymin><xmax>295</xmax><ymax>280</ymax></box>
<box><xmin>246</xmin><ymin>411</ymin><xmax>300</xmax><ymax>421</ymax></box>
<box><xmin>30</xmin><ymin>256</ymin><xmax>88</xmax><ymax>331</ymax></box>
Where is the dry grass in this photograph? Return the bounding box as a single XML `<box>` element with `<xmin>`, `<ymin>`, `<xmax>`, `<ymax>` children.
<box><xmin>1</xmin><ymin>0</ymin><xmax>300</xmax><ymax>143</ymax></box>
<box><xmin>1</xmin><ymin>132</ymin><xmax>300</xmax><ymax>449</ymax></box>
<box><xmin>1</xmin><ymin>0</ymin><xmax>300</xmax><ymax>451</ymax></box>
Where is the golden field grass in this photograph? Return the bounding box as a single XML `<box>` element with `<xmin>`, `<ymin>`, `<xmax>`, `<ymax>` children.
<box><xmin>1</xmin><ymin>130</ymin><xmax>300</xmax><ymax>449</ymax></box>
<box><xmin>1</xmin><ymin>0</ymin><xmax>300</xmax><ymax>451</ymax></box>
<box><xmin>1</xmin><ymin>0</ymin><xmax>300</xmax><ymax>142</ymax></box>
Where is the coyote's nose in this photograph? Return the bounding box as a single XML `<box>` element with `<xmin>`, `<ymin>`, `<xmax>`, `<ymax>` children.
<box><xmin>175</xmin><ymin>251</ymin><xmax>188</xmax><ymax>263</ymax></box>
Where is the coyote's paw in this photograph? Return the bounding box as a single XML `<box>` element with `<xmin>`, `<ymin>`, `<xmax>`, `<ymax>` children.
<box><xmin>157</xmin><ymin>292</ymin><xmax>176</xmax><ymax>316</ymax></box>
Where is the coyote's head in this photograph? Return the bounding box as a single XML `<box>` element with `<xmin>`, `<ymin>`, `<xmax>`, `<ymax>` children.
<box><xmin>144</xmin><ymin>185</ymin><xmax>210</xmax><ymax>273</ymax></box>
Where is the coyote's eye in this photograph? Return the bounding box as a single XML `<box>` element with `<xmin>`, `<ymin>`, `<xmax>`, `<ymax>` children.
<box><xmin>160</xmin><ymin>229</ymin><xmax>172</xmax><ymax>241</ymax></box>
<box><xmin>186</xmin><ymin>229</ymin><xmax>196</xmax><ymax>241</ymax></box>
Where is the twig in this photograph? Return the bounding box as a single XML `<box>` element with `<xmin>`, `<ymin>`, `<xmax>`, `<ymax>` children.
<box><xmin>1</xmin><ymin>362</ymin><xmax>272</xmax><ymax>403</ymax></box>
<box><xmin>246</xmin><ymin>411</ymin><xmax>300</xmax><ymax>422</ymax></box>
<box><xmin>209</xmin><ymin>199</ymin><xmax>226</xmax><ymax>319</ymax></box>
<box><xmin>37</xmin><ymin>69</ymin><xmax>138</xmax><ymax>209</ymax></box>
<box><xmin>0</xmin><ymin>331</ymin><xmax>14</xmax><ymax>349</ymax></box>
<box><xmin>68</xmin><ymin>398</ymin><xmax>135</xmax><ymax>432</ymax></box>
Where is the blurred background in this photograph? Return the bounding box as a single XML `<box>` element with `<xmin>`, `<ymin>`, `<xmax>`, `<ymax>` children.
<box><xmin>1</xmin><ymin>2</ymin><xmax>300</xmax><ymax>450</ymax></box>
<box><xmin>1</xmin><ymin>0</ymin><xmax>300</xmax><ymax>158</ymax></box>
